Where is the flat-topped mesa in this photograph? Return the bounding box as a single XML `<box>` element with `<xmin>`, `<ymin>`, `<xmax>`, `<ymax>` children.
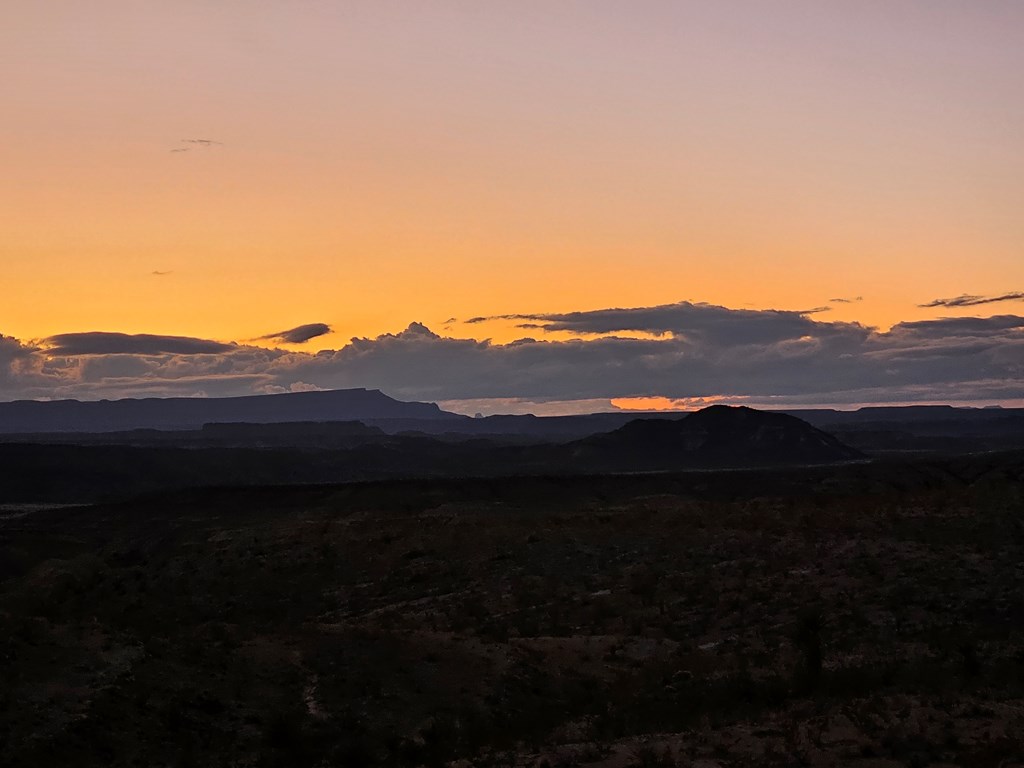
<box><xmin>0</xmin><ymin>388</ymin><xmax>459</xmax><ymax>434</ymax></box>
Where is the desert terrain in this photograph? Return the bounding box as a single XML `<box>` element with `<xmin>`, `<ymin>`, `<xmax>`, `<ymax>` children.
<box><xmin>3</xmin><ymin>451</ymin><xmax>1024</xmax><ymax>766</ymax></box>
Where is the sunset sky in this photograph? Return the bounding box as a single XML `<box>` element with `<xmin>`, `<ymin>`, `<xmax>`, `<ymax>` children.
<box><xmin>2</xmin><ymin>2</ymin><xmax>1022</xmax><ymax>412</ymax></box>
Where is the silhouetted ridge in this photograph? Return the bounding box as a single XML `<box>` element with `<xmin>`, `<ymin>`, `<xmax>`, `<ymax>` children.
<box><xmin>0</xmin><ymin>388</ymin><xmax>460</xmax><ymax>433</ymax></box>
<box><xmin>575</xmin><ymin>405</ymin><xmax>862</xmax><ymax>468</ymax></box>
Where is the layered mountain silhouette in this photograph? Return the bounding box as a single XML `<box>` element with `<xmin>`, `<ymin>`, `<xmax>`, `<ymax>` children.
<box><xmin>9</xmin><ymin>386</ymin><xmax>1024</xmax><ymax>506</ymax></box>
<box><xmin>0</xmin><ymin>404</ymin><xmax>862</xmax><ymax>503</ymax></box>
<box><xmin>0</xmin><ymin>388</ymin><xmax>455</xmax><ymax>434</ymax></box>
<box><xmin>569</xmin><ymin>405</ymin><xmax>863</xmax><ymax>469</ymax></box>
<box><xmin>3</xmin><ymin>387</ymin><xmax>1021</xmax><ymax>456</ymax></box>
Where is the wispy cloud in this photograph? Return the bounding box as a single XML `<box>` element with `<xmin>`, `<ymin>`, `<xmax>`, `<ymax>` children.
<box><xmin>258</xmin><ymin>323</ymin><xmax>332</xmax><ymax>345</ymax></box>
<box><xmin>829</xmin><ymin>296</ymin><xmax>863</xmax><ymax>304</ymax></box>
<box><xmin>919</xmin><ymin>292</ymin><xmax>1024</xmax><ymax>308</ymax></box>
<box><xmin>169</xmin><ymin>138</ymin><xmax>224</xmax><ymax>153</ymax></box>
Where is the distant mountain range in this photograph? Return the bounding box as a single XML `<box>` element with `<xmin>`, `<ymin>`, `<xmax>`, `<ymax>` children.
<box><xmin>0</xmin><ymin>404</ymin><xmax>865</xmax><ymax>503</ymax></box>
<box><xmin>1</xmin><ymin>388</ymin><xmax>1022</xmax><ymax>456</ymax></box>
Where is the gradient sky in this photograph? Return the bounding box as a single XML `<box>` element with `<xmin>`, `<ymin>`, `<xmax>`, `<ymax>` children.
<box><xmin>2</xmin><ymin>2</ymin><xmax>1022</xmax><ymax>409</ymax></box>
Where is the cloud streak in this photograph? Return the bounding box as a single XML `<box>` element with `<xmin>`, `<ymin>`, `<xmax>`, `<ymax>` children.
<box><xmin>258</xmin><ymin>323</ymin><xmax>332</xmax><ymax>345</ymax></box>
<box><xmin>170</xmin><ymin>138</ymin><xmax>224</xmax><ymax>153</ymax></box>
<box><xmin>919</xmin><ymin>292</ymin><xmax>1024</xmax><ymax>308</ymax></box>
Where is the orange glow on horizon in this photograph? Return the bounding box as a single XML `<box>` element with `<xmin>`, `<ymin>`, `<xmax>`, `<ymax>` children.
<box><xmin>611</xmin><ymin>396</ymin><xmax>733</xmax><ymax>412</ymax></box>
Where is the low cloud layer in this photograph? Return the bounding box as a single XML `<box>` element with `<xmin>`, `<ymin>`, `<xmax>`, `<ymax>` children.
<box><xmin>3</xmin><ymin>303</ymin><xmax>1023</xmax><ymax>408</ymax></box>
<box><xmin>258</xmin><ymin>323</ymin><xmax>332</xmax><ymax>345</ymax></box>
<box><xmin>920</xmin><ymin>292</ymin><xmax>1024</xmax><ymax>308</ymax></box>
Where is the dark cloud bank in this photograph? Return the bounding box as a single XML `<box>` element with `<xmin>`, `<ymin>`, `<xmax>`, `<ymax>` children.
<box><xmin>2</xmin><ymin>302</ymin><xmax>1022</xmax><ymax>407</ymax></box>
<box><xmin>45</xmin><ymin>332</ymin><xmax>234</xmax><ymax>356</ymax></box>
<box><xmin>258</xmin><ymin>323</ymin><xmax>332</xmax><ymax>345</ymax></box>
<box><xmin>920</xmin><ymin>292</ymin><xmax>1024</xmax><ymax>308</ymax></box>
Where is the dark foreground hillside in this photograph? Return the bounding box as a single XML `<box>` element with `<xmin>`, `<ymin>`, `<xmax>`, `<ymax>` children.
<box><xmin>2</xmin><ymin>453</ymin><xmax>1024</xmax><ymax>766</ymax></box>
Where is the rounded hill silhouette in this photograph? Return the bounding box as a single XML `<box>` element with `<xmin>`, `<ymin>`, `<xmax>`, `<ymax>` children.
<box><xmin>573</xmin><ymin>405</ymin><xmax>863</xmax><ymax>469</ymax></box>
